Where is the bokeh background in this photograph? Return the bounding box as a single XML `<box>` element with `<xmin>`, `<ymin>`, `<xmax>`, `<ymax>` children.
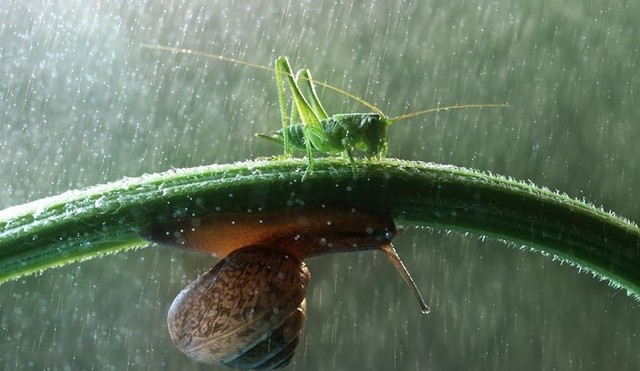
<box><xmin>1</xmin><ymin>0</ymin><xmax>639</xmax><ymax>370</ymax></box>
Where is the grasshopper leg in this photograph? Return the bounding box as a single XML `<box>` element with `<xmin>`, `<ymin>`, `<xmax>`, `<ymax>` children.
<box><xmin>275</xmin><ymin>57</ymin><xmax>325</xmax><ymax>176</ymax></box>
<box><xmin>274</xmin><ymin>57</ymin><xmax>292</xmax><ymax>156</ymax></box>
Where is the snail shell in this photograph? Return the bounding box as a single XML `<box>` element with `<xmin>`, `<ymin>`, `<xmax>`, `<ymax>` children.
<box><xmin>167</xmin><ymin>245</ymin><xmax>310</xmax><ymax>370</ymax></box>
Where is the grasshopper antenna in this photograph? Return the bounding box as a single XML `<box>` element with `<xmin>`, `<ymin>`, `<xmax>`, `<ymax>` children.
<box><xmin>389</xmin><ymin>103</ymin><xmax>510</xmax><ymax>123</ymax></box>
<box><xmin>140</xmin><ymin>44</ymin><xmax>386</xmax><ymax>115</ymax></box>
<box><xmin>141</xmin><ymin>45</ymin><xmax>508</xmax><ymax>124</ymax></box>
<box><xmin>141</xmin><ymin>44</ymin><xmax>275</xmax><ymax>73</ymax></box>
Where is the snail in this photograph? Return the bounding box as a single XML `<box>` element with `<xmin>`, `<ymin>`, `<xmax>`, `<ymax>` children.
<box><xmin>142</xmin><ymin>206</ymin><xmax>428</xmax><ymax>369</ymax></box>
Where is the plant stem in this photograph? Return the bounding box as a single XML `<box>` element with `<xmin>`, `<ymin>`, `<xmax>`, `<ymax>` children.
<box><xmin>1</xmin><ymin>158</ymin><xmax>639</xmax><ymax>298</ymax></box>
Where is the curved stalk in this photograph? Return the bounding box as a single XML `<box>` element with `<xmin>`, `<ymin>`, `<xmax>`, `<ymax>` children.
<box><xmin>0</xmin><ymin>158</ymin><xmax>639</xmax><ymax>298</ymax></box>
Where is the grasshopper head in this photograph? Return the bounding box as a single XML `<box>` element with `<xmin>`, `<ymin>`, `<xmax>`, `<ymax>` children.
<box><xmin>356</xmin><ymin>114</ymin><xmax>388</xmax><ymax>158</ymax></box>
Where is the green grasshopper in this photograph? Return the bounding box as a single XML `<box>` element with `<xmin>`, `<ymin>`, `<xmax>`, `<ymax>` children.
<box><xmin>259</xmin><ymin>56</ymin><xmax>390</xmax><ymax>171</ymax></box>
<box><xmin>142</xmin><ymin>45</ymin><xmax>508</xmax><ymax>175</ymax></box>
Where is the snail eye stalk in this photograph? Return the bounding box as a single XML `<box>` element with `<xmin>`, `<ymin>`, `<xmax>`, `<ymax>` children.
<box><xmin>380</xmin><ymin>243</ymin><xmax>430</xmax><ymax>314</ymax></box>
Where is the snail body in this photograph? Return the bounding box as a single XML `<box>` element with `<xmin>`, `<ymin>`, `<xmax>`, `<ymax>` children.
<box><xmin>142</xmin><ymin>206</ymin><xmax>428</xmax><ymax>369</ymax></box>
<box><xmin>143</xmin><ymin>206</ymin><xmax>398</xmax><ymax>259</ymax></box>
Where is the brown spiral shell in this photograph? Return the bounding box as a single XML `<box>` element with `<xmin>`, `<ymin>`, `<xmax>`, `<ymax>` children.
<box><xmin>167</xmin><ymin>245</ymin><xmax>310</xmax><ymax>370</ymax></box>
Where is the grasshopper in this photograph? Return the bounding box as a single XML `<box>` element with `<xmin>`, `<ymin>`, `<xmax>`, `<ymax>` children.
<box><xmin>142</xmin><ymin>45</ymin><xmax>508</xmax><ymax>175</ymax></box>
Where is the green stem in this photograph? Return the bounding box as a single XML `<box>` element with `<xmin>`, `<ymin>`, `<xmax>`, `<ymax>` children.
<box><xmin>1</xmin><ymin>158</ymin><xmax>639</xmax><ymax>298</ymax></box>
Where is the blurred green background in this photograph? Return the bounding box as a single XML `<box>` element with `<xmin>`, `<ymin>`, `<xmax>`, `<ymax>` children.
<box><xmin>1</xmin><ymin>0</ymin><xmax>639</xmax><ymax>370</ymax></box>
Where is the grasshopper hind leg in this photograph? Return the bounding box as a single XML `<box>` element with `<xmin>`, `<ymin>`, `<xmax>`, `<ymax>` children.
<box><xmin>275</xmin><ymin>56</ymin><xmax>327</xmax><ymax>178</ymax></box>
